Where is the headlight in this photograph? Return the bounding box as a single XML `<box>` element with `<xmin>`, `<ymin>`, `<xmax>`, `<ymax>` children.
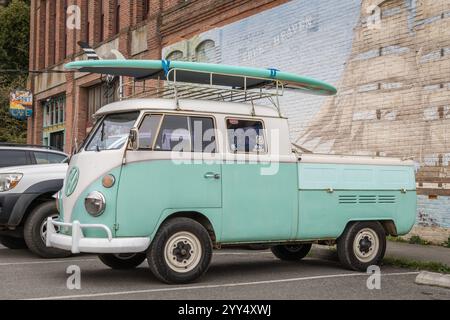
<box><xmin>84</xmin><ymin>191</ymin><xmax>106</xmax><ymax>217</ymax></box>
<box><xmin>0</xmin><ymin>173</ymin><xmax>23</xmax><ymax>192</ymax></box>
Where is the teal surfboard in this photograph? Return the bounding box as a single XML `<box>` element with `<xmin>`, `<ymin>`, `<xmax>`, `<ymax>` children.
<box><xmin>65</xmin><ymin>59</ymin><xmax>337</xmax><ymax>96</ymax></box>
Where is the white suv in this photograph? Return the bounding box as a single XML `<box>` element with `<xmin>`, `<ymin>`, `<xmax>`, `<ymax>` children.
<box><xmin>0</xmin><ymin>143</ymin><xmax>67</xmax><ymax>168</ymax></box>
<box><xmin>0</xmin><ymin>144</ymin><xmax>70</xmax><ymax>258</ymax></box>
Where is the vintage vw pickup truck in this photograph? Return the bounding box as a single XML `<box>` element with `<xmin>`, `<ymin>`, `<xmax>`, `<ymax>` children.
<box><xmin>46</xmin><ymin>60</ymin><xmax>416</xmax><ymax>284</ymax></box>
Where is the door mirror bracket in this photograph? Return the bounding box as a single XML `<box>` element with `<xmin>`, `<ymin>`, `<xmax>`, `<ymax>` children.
<box><xmin>128</xmin><ymin>127</ymin><xmax>139</xmax><ymax>151</ymax></box>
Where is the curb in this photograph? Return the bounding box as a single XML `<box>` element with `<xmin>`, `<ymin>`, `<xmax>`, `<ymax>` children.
<box><xmin>415</xmin><ymin>271</ymin><xmax>450</xmax><ymax>289</ymax></box>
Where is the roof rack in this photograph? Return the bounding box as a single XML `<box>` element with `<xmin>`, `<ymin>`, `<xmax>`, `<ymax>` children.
<box><xmin>119</xmin><ymin>68</ymin><xmax>284</xmax><ymax>117</ymax></box>
<box><xmin>0</xmin><ymin>142</ymin><xmax>59</xmax><ymax>151</ymax></box>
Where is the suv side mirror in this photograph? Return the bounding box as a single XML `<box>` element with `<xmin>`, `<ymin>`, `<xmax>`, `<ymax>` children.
<box><xmin>128</xmin><ymin>127</ymin><xmax>139</xmax><ymax>151</ymax></box>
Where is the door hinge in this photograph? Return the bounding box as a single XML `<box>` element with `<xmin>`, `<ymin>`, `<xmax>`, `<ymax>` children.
<box><xmin>113</xmin><ymin>223</ymin><xmax>120</xmax><ymax>231</ymax></box>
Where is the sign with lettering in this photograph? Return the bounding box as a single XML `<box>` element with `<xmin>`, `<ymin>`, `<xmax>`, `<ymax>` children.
<box><xmin>10</xmin><ymin>89</ymin><xmax>33</xmax><ymax>120</ymax></box>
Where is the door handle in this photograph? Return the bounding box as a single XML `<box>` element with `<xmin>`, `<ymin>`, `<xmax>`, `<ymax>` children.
<box><xmin>204</xmin><ymin>172</ymin><xmax>221</xmax><ymax>180</ymax></box>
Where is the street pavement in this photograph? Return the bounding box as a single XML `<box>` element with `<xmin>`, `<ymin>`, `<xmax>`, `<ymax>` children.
<box><xmin>0</xmin><ymin>243</ymin><xmax>449</xmax><ymax>300</ymax></box>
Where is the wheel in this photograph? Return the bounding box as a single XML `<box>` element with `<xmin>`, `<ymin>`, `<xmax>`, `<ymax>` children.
<box><xmin>23</xmin><ymin>201</ymin><xmax>72</xmax><ymax>259</ymax></box>
<box><xmin>337</xmin><ymin>221</ymin><xmax>386</xmax><ymax>272</ymax></box>
<box><xmin>271</xmin><ymin>243</ymin><xmax>312</xmax><ymax>261</ymax></box>
<box><xmin>98</xmin><ymin>253</ymin><xmax>147</xmax><ymax>270</ymax></box>
<box><xmin>147</xmin><ymin>218</ymin><xmax>213</xmax><ymax>284</ymax></box>
<box><xmin>0</xmin><ymin>236</ymin><xmax>28</xmax><ymax>249</ymax></box>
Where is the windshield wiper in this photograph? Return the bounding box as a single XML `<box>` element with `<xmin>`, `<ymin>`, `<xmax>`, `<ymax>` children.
<box><xmin>96</xmin><ymin>122</ymin><xmax>106</xmax><ymax>152</ymax></box>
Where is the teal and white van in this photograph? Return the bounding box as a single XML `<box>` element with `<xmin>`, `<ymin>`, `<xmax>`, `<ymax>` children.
<box><xmin>46</xmin><ymin>60</ymin><xmax>416</xmax><ymax>284</ymax></box>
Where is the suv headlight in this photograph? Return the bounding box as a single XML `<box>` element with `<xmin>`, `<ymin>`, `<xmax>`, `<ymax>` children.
<box><xmin>84</xmin><ymin>191</ymin><xmax>106</xmax><ymax>216</ymax></box>
<box><xmin>0</xmin><ymin>173</ymin><xmax>23</xmax><ymax>192</ymax></box>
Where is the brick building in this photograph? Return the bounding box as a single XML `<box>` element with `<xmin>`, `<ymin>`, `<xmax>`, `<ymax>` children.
<box><xmin>28</xmin><ymin>0</ymin><xmax>450</xmax><ymax>242</ymax></box>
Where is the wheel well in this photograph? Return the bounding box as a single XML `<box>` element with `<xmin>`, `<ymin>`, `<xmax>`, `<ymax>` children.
<box><xmin>162</xmin><ymin>212</ymin><xmax>217</xmax><ymax>244</ymax></box>
<box><xmin>18</xmin><ymin>193</ymin><xmax>56</xmax><ymax>227</ymax></box>
<box><xmin>342</xmin><ymin>220</ymin><xmax>398</xmax><ymax>237</ymax></box>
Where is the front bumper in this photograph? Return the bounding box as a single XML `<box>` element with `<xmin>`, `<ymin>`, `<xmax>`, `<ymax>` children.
<box><xmin>0</xmin><ymin>193</ymin><xmax>24</xmax><ymax>225</ymax></box>
<box><xmin>46</xmin><ymin>219</ymin><xmax>151</xmax><ymax>254</ymax></box>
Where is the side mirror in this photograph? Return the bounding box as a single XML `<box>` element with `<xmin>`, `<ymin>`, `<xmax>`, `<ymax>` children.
<box><xmin>128</xmin><ymin>127</ymin><xmax>139</xmax><ymax>151</ymax></box>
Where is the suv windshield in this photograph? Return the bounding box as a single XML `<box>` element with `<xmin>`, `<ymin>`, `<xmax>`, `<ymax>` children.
<box><xmin>85</xmin><ymin>112</ymin><xmax>139</xmax><ymax>151</ymax></box>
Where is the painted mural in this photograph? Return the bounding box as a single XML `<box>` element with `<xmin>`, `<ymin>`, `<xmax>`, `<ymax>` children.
<box><xmin>162</xmin><ymin>0</ymin><xmax>450</xmax><ymax>239</ymax></box>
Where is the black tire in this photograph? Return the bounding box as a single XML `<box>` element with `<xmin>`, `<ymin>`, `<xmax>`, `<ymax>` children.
<box><xmin>147</xmin><ymin>218</ymin><xmax>212</xmax><ymax>284</ymax></box>
<box><xmin>271</xmin><ymin>243</ymin><xmax>312</xmax><ymax>261</ymax></box>
<box><xmin>98</xmin><ymin>253</ymin><xmax>147</xmax><ymax>270</ymax></box>
<box><xmin>23</xmin><ymin>201</ymin><xmax>72</xmax><ymax>259</ymax></box>
<box><xmin>0</xmin><ymin>236</ymin><xmax>28</xmax><ymax>249</ymax></box>
<box><xmin>337</xmin><ymin>221</ymin><xmax>386</xmax><ymax>272</ymax></box>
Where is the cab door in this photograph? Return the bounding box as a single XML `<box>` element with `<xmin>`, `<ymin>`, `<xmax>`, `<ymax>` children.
<box><xmin>116</xmin><ymin>114</ymin><xmax>222</xmax><ymax>237</ymax></box>
<box><xmin>220</xmin><ymin>118</ymin><xmax>298</xmax><ymax>243</ymax></box>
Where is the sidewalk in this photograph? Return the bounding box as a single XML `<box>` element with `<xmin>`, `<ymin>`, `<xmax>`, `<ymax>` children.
<box><xmin>311</xmin><ymin>241</ymin><xmax>450</xmax><ymax>266</ymax></box>
<box><xmin>385</xmin><ymin>241</ymin><xmax>450</xmax><ymax>266</ymax></box>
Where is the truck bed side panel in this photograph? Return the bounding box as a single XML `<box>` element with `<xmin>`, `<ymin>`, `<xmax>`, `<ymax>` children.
<box><xmin>297</xmin><ymin>163</ymin><xmax>417</xmax><ymax>240</ymax></box>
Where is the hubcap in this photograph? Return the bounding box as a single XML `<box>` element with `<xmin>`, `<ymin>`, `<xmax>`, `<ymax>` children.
<box><xmin>40</xmin><ymin>214</ymin><xmax>60</xmax><ymax>243</ymax></box>
<box><xmin>164</xmin><ymin>232</ymin><xmax>202</xmax><ymax>273</ymax></box>
<box><xmin>353</xmin><ymin>228</ymin><xmax>379</xmax><ymax>263</ymax></box>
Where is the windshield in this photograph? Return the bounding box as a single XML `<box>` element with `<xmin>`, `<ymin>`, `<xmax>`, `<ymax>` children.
<box><xmin>85</xmin><ymin>112</ymin><xmax>139</xmax><ymax>151</ymax></box>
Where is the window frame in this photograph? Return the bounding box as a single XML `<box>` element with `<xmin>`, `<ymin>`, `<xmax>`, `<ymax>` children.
<box><xmin>83</xmin><ymin>111</ymin><xmax>140</xmax><ymax>152</ymax></box>
<box><xmin>135</xmin><ymin>112</ymin><xmax>218</xmax><ymax>153</ymax></box>
<box><xmin>32</xmin><ymin>151</ymin><xmax>67</xmax><ymax>165</ymax></box>
<box><xmin>225</xmin><ymin>117</ymin><xmax>268</xmax><ymax>155</ymax></box>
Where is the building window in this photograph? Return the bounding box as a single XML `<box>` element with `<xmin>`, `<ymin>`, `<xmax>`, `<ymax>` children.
<box><xmin>42</xmin><ymin>95</ymin><xmax>66</xmax><ymax>151</ymax></box>
<box><xmin>114</xmin><ymin>0</ymin><xmax>120</xmax><ymax>34</ymax></box>
<box><xmin>143</xmin><ymin>0</ymin><xmax>150</xmax><ymax>20</ymax></box>
<box><xmin>63</xmin><ymin>0</ymin><xmax>67</xmax><ymax>57</ymax></box>
<box><xmin>166</xmin><ymin>50</ymin><xmax>184</xmax><ymax>61</ymax></box>
<box><xmin>87</xmin><ymin>80</ymin><xmax>119</xmax><ymax>121</ymax></box>
<box><xmin>43</xmin><ymin>95</ymin><xmax>66</xmax><ymax>128</ymax></box>
<box><xmin>84</xmin><ymin>1</ymin><xmax>90</xmax><ymax>43</ymax></box>
<box><xmin>195</xmin><ymin>40</ymin><xmax>216</xmax><ymax>62</ymax></box>
<box><xmin>99</xmin><ymin>0</ymin><xmax>104</xmax><ymax>42</ymax></box>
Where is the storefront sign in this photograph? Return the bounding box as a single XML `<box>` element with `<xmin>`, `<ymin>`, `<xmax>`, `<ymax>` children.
<box><xmin>9</xmin><ymin>89</ymin><xmax>33</xmax><ymax>120</ymax></box>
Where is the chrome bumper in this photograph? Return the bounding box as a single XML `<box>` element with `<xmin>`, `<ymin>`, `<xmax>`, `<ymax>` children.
<box><xmin>45</xmin><ymin>218</ymin><xmax>151</xmax><ymax>254</ymax></box>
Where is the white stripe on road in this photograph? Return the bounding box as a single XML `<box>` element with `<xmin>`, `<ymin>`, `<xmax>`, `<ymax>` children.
<box><xmin>0</xmin><ymin>258</ymin><xmax>97</xmax><ymax>267</ymax></box>
<box><xmin>29</xmin><ymin>271</ymin><xmax>419</xmax><ymax>300</ymax></box>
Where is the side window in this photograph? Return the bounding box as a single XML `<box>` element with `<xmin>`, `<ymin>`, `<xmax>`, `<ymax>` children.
<box><xmin>154</xmin><ymin>115</ymin><xmax>191</xmax><ymax>152</ymax></box>
<box><xmin>138</xmin><ymin>114</ymin><xmax>162</xmax><ymax>149</ymax></box>
<box><xmin>190</xmin><ymin>117</ymin><xmax>216</xmax><ymax>153</ymax></box>
<box><xmin>226</xmin><ymin>119</ymin><xmax>266</xmax><ymax>153</ymax></box>
<box><xmin>34</xmin><ymin>152</ymin><xmax>67</xmax><ymax>164</ymax></box>
<box><xmin>0</xmin><ymin>150</ymin><xmax>28</xmax><ymax>167</ymax></box>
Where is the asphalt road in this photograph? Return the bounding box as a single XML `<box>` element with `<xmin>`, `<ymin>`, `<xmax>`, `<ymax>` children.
<box><xmin>0</xmin><ymin>244</ymin><xmax>449</xmax><ymax>300</ymax></box>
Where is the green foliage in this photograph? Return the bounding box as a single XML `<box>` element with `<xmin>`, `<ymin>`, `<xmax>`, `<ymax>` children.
<box><xmin>444</xmin><ymin>237</ymin><xmax>450</xmax><ymax>248</ymax></box>
<box><xmin>408</xmin><ymin>235</ymin><xmax>430</xmax><ymax>246</ymax></box>
<box><xmin>383</xmin><ymin>257</ymin><xmax>450</xmax><ymax>274</ymax></box>
<box><xmin>0</xmin><ymin>0</ymin><xmax>30</xmax><ymax>143</ymax></box>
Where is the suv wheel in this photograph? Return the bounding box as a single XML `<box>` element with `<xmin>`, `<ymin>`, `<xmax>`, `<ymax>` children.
<box><xmin>24</xmin><ymin>201</ymin><xmax>71</xmax><ymax>258</ymax></box>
